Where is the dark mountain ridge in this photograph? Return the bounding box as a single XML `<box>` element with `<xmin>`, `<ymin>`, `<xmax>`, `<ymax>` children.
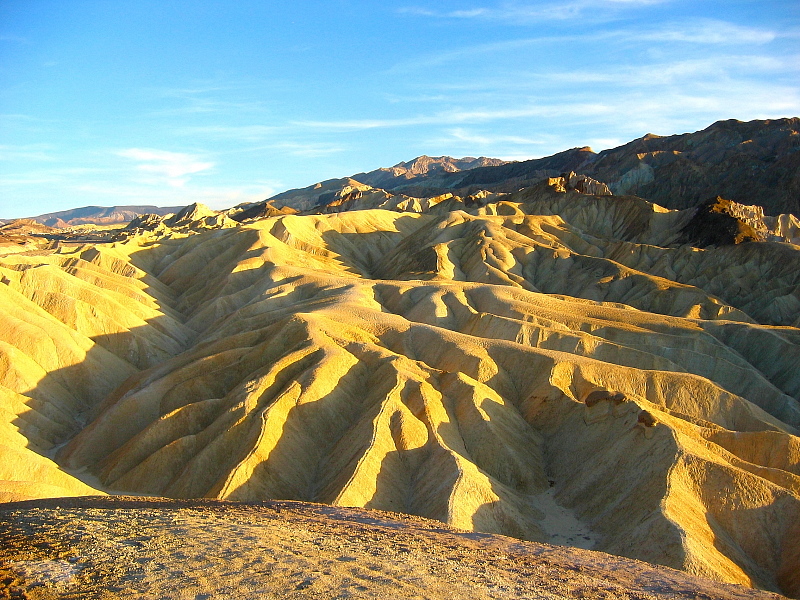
<box><xmin>270</xmin><ymin>118</ymin><xmax>798</xmax><ymax>216</ymax></box>
<box><xmin>4</xmin><ymin>117</ymin><xmax>798</xmax><ymax>226</ymax></box>
<box><xmin>371</xmin><ymin>118</ymin><xmax>800</xmax><ymax>216</ymax></box>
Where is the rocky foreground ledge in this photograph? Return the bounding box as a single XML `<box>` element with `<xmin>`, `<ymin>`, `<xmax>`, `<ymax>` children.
<box><xmin>0</xmin><ymin>497</ymin><xmax>787</xmax><ymax>600</ymax></box>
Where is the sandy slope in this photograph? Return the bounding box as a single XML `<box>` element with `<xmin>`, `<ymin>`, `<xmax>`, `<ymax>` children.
<box><xmin>0</xmin><ymin>497</ymin><xmax>788</xmax><ymax>600</ymax></box>
<box><xmin>1</xmin><ymin>190</ymin><xmax>798</xmax><ymax>595</ymax></box>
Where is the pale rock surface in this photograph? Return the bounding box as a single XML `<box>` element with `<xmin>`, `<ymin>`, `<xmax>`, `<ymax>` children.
<box><xmin>548</xmin><ymin>172</ymin><xmax>613</xmax><ymax>196</ymax></box>
<box><xmin>1</xmin><ymin>196</ymin><xmax>799</xmax><ymax>596</ymax></box>
<box><xmin>163</xmin><ymin>202</ymin><xmax>237</xmax><ymax>230</ymax></box>
<box><xmin>0</xmin><ymin>497</ymin><xmax>787</xmax><ymax>600</ymax></box>
<box><xmin>721</xmin><ymin>201</ymin><xmax>800</xmax><ymax>245</ymax></box>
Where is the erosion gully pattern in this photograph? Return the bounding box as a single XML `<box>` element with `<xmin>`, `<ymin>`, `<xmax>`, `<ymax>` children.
<box><xmin>1</xmin><ymin>191</ymin><xmax>799</xmax><ymax>596</ymax></box>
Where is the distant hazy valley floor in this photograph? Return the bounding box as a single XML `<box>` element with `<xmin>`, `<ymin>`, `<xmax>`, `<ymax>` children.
<box><xmin>1</xmin><ymin>182</ymin><xmax>799</xmax><ymax>597</ymax></box>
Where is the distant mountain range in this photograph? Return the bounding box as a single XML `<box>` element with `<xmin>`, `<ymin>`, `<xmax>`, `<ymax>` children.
<box><xmin>270</xmin><ymin>118</ymin><xmax>800</xmax><ymax>216</ymax></box>
<box><xmin>3</xmin><ymin>117</ymin><xmax>798</xmax><ymax>226</ymax></box>
<box><xmin>0</xmin><ymin>205</ymin><xmax>184</xmax><ymax>228</ymax></box>
<box><xmin>268</xmin><ymin>155</ymin><xmax>506</xmax><ymax>212</ymax></box>
<box><xmin>352</xmin><ymin>155</ymin><xmax>508</xmax><ymax>189</ymax></box>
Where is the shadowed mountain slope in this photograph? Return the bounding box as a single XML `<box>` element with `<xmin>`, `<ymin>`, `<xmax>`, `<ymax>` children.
<box><xmin>1</xmin><ymin>181</ymin><xmax>799</xmax><ymax>596</ymax></box>
<box><xmin>449</xmin><ymin>118</ymin><xmax>800</xmax><ymax>216</ymax></box>
<box><xmin>270</xmin><ymin>118</ymin><xmax>799</xmax><ymax>216</ymax></box>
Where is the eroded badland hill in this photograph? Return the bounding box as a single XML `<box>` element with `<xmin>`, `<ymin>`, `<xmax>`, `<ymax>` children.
<box><xmin>1</xmin><ymin>118</ymin><xmax>799</xmax><ymax>598</ymax></box>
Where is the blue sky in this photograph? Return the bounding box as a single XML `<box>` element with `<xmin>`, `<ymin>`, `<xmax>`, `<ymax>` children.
<box><xmin>1</xmin><ymin>0</ymin><xmax>798</xmax><ymax>217</ymax></box>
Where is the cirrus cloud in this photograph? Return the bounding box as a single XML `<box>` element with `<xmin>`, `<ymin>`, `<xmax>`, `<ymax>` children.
<box><xmin>116</xmin><ymin>148</ymin><xmax>214</xmax><ymax>187</ymax></box>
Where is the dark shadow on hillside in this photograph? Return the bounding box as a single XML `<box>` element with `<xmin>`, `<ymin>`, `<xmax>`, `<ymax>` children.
<box><xmin>213</xmin><ymin>358</ymin><xmax>370</xmax><ymax>503</ymax></box>
<box><xmin>362</xmin><ymin>442</ymin><xmax>454</xmax><ymax>523</ymax></box>
<box><xmin>6</xmin><ymin>313</ymin><xmax>184</xmax><ymax>496</ymax></box>
<box><xmin>220</xmin><ymin>363</ymin><xmax>441</xmax><ymax>505</ymax></box>
<box><xmin>318</xmin><ymin>214</ymin><xmax>428</xmax><ymax>280</ymax></box>
<box><xmin>2</xmin><ymin>236</ymin><xmax>200</xmax><ymax>497</ymax></box>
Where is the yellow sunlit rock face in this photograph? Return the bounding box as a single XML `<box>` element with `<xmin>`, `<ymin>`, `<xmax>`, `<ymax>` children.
<box><xmin>1</xmin><ymin>188</ymin><xmax>799</xmax><ymax>596</ymax></box>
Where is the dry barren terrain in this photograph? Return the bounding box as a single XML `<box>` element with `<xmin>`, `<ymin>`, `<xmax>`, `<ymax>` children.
<box><xmin>0</xmin><ymin>497</ymin><xmax>789</xmax><ymax>600</ymax></box>
<box><xmin>1</xmin><ymin>175</ymin><xmax>799</xmax><ymax>596</ymax></box>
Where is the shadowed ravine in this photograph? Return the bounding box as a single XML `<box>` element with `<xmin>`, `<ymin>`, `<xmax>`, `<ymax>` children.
<box><xmin>1</xmin><ymin>193</ymin><xmax>799</xmax><ymax>596</ymax></box>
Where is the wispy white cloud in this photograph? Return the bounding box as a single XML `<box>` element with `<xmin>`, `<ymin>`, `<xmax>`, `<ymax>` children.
<box><xmin>0</xmin><ymin>163</ymin><xmax>279</xmax><ymax>214</ymax></box>
<box><xmin>0</xmin><ymin>167</ymin><xmax>105</xmax><ymax>187</ymax></box>
<box><xmin>390</xmin><ymin>20</ymin><xmax>785</xmax><ymax>73</ymax></box>
<box><xmin>396</xmin><ymin>7</ymin><xmax>437</xmax><ymax>17</ymax></box>
<box><xmin>294</xmin><ymin>103</ymin><xmax>611</xmax><ymax>131</ymax></box>
<box><xmin>423</xmin><ymin>128</ymin><xmax>550</xmax><ymax>157</ymax></box>
<box><xmin>640</xmin><ymin>20</ymin><xmax>779</xmax><ymax>44</ymax></box>
<box><xmin>0</xmin><ymin>113</ymin><xmax>54</xmax><ymax>136</ymax></box>
<box><xmin>399</xmin><ymin>0</ymin><xmax>667</xmax><ymax>23</ymax></box>
<box><xmin>271</xmin><ymin>142</ymin><xmax>345</xmax><ymax>157</ymax></box>
<box><xmin>172</xmin><ymin>125</ymin><xmax>346</xmax><ymax>156</ymax></box>
<box><xmin>424</xmin><ymin>128</ymin><xmax>628</xmax><ymax>161</ymax></box>
<box><xmin>508</xmin><ymin>54</ymin><xmax>799</xmax><ymax>90</ymax></box>
<box><xmin>384</xmin><ymin>93</ymin><xmax>449</xmax><ymax>104</ymax></box>
<box><xmin>371</xmin><ymin>47</ymin><xmax>798</xmax><ymax>160</ymax></box>
<box><xmin>144</xmin><ymin>83</ymin><xmax>277</xmax><ymax>119</ymax></box>
<box><xmin>175</xmin><ymin>124</ymin><xmax>280</xmax><ymax>141</ymax></box>
<box><xmin>157</xmin><ymin>85</ymin><xmax>235</xmax><ymax>98</ymax></box>
<box><xmin>387</xmin><ymin>38</ymin><xmax>552</xmax><ymax>72</ymax></box>
<box><xmin>0</xmin><ymin>113</ymin><xmax>41</xmax><ymax>121</ymax></box>
<box><xmin>401</xmin><ymin>52</ymin><xmax>799</xmax><ymax>113</ymax></box>
<box><xmin>312</xmin><ymin>79</ymin><xmax>799</xmax><ymax>142</ymax></box>
<box><xmin>0</xmin><ymin>144</ymin><xmax>57</xmax><ymax>162</ymax></box>
<box><xmin>439</xmin><ymin>128</ymin><xmax>547</xmax><ymax>146</ymax></box>
<box><xmin>116</xmin><ymin>148</ymin><xmax>214</xmax><ymax>187</ymax></box>
<box><xmin>149</xmin><ymin>99</ymin><xmax>267</xmax><ymax>117</ymax></box>
<box><xmin>294</xmin><ymin>116</ymin><xmax>432</xmax><ymax>130</ymax></box>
